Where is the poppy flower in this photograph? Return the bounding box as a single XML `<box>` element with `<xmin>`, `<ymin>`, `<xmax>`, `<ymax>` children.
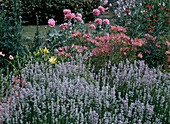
<box><xmin>153</xmin><ymin>16</ymin><xmax>157</xmax><ymax>18</ymax></box>
<box><xmin>17</xmin><ymin>93</ymin><xmax>20</xmax><ymax>97</ymax></box>
<box><xmin>160</xmin><ymin>8</ymin><xmax>163</xmax><ymax>10</ymax></box>
<box><xmin>166</xmin><ymin>9</ymin><xmax>170</xmax><ymax>12</ymax></box>
<box><xmin>125</xmin><ymin>10</ymin><xmax>130</xmax><ymax>13</ymax></box>
<box><xmin>147</xmin><ymin>28</ymin><xmax>152</xmax><ymax>31</ymax></box>
<box><xmin>128</xmin><ymin>29</ymin><xmax>131</xmax><ymax>31</ymax></box>
<box><xmin>152</xmin><ymin>19</ymin><xmax>157</xmax><ymax>21</ymax></box>
<box><xmin>146</xmin><ymin>6</ymin><xmax>152</xmax><ymax>9</ymax></box>
<box><xmin>147</xmin><ymin>18</ymin><xmax>150</xmax><ymax>20</ymax></box>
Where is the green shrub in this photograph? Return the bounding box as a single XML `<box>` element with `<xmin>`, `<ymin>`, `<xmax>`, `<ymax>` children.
<box><xmin>113</xmin><ymin>0</ymin><xmax>170</xmax><ymax>69</ymax></box>
<box><xmin>0</xmin><ymin>0</ymin><xmax>25</xmax><ymax>75</ymax></box>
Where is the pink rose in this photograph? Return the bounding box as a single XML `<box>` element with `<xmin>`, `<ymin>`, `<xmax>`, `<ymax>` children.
<box><xmin>71</xmin><ymin>13</ymin><xmax>76</xmax><ymax>18</ymax></box>
<box><xmin>63</xmin><ymin>9</ymin><xmax>71</xmax><ymax>15</ymax></box>
<box><xmin>48</xmin><ymin>18</ymin><xmax>55</xmax><ymax>27</ymax></box>
<box><xmin>89</xmin><ymin>24</ymin><xmax>96</xmax><ymax>29</ymax></box>
<box><xmin>65</xmin><ymin>13</ymin><xmax>75</xmax><ymax>20</ymax></box>
<box><xmin>77</xmin><ymin>13</ymin><xmax>82</xmax><ymax>18</ymax></box>
<box><xmin>59</xmin><ymin>23</ymin><xmax>68</xmax><ymax>30</ymax></box>
<box><xmin>75</xmin><ymin>17</ymin><xmax>82</xmax><ymax>21</ymax></box>
<box><xmin>98</xmin><ymin>6</ymin><xmax>105</xmax><ymax>12</ymax></box>
<box><xmin>59</xmin><ymin>24</ymin><xmax>65</xmax><ymax>30</ymax></box>
<box><xmin>64</xmin><ymin>23</ymin><xmax>68</xmax><ymax>27</ymax></box>
<box><xmin>95</xmin><ymin>18</ymin><xmax>102</xmax><ymax>25</ymax></box>
<box><xmin>103</xmin><ymin>19</ymin><xmax>110</xmax><ymax>25</ymax></box>
<box><xmin>93</xmin><ymin>9</ymin><xmax>100</xmax><ymax>15</ymax></box>
<box><xmin>104</xmin><ymin>7</ymin><xmax>109</xmax><ymax>11</ymax></box>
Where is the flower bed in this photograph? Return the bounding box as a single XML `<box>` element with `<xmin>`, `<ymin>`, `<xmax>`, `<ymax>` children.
<box><xmin>0</xmin><ymin>0</ymin><xmax>170</xmax><ymax>123</ymax></box>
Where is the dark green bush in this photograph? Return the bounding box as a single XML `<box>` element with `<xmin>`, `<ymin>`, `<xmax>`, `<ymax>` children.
<box><xmin>0</xmin><ymin>0</ymin><xmax>100</xmax><ymax>25</ymax></box>
<box><xmin>0</xmin><ymin>0</ymin><xmax>25</xmax><ymax>75</ymax></box>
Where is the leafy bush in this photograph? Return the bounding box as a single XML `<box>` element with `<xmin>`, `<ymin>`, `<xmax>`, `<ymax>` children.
<box><xmin>0</xmin><ymin>0</ymin><xmax>25</xmax><ymax>75</ymax></box>
<box><xmin>43</xmin><ymin>6</ymin><xmax>169</xmax><ymax>74</ymax></box>
<box><xmin>112</xmin><ymin>0</ymin><xmax>170</xmax><ymax>68</ymax></box>
<box><xmin>0</xmin><ymin>57</ymin><xmax>169</xmax><ymax>123</ymax></box>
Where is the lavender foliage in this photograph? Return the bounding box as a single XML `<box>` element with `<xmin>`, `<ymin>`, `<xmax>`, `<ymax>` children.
<box><xmin>0</xmin><ymin>57</ymin><xmax>169</xmax><ymax>123</ymax></box>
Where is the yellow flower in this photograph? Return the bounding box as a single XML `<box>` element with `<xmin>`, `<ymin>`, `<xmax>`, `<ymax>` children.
<box><xmin>49</xmin><ymin>56</ymin><xmax>56</xmax><ymax>64</ymax></box>
<box><xmin>36</xmin><ymin>51</ymin><xmax>40</xmax><ymax>56</ymax></box>
<box><xmin>39</xmin><ymin>48</ymin><xmax>43</xmax><ymax>53</ymax></box>
<box><xmin>43</xmin><ymin>47</ymin><xmax>49</xmax><ymax>54</ymax></box>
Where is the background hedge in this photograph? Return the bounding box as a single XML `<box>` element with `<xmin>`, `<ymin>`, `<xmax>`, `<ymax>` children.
<box><xmin>0</xmin><ymin>0</ymin><xmax>100</xmax><ymax>25</ymax></box>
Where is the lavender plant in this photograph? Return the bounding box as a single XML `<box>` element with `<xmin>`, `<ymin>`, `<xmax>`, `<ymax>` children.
<box><xmin>0</xmin><ymin>55</ymin><xmax>169</xmax><ymax>123</ymax></box>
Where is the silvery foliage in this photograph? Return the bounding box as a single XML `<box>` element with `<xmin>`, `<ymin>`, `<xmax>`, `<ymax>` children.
<box><xmin>0</xmin><ymin>55</ymin><xmax>169</xmax><ymax>123</ymax></box>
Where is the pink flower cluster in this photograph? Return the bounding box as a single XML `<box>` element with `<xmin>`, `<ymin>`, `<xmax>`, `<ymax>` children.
<box><xmin>131</xmin><ymin>38</ymin><xmax>146</xmax><ymax>47</ymax></box>
<box><xmin>94</xmin><ymin>18</ymin><xmax>110</xmax><ymax>25</ymax></box>
<box><xmin>110</xmin><ymin>25</ymin><xmax>126</xmax><ymax>33</ymax></box>
<box><xmin>93</xmin><ymin>6</ymin><xmax>108</xmax><ymax>16</ymax></box>
<box><xmin>71</xmin><ymin>30</ymin><xmax>82</xmax><ymax>38</ymax></box>
<box><xmin>13</xmin><ymin>76</ymin><xmax>27</xmax><ymax>87</ymax></box>
<box><xmin>75</xmin><ymin>12</ymin><xmax>82</xmax><ymax>21</ymax></box>
<box><xmin>89</xmin><ymin>33</ymin><xmax>133</xmax><ymax>56</ymax></box>
<box><xmin>68</xmin><ymin>27</ymin><xmax>154</xmax><ymax>58</ymax></box>
<box><xmin>63</xmin><ymin>9</ymin><xmax>82</xmax><ymax>21</ymax></box>
<box><xmin>59</xmin><ymin>23</ymin><xmax>68</xmax><ymax>30</ymax></box>
<box><xmin>55</xmin><ymin>44</ymin><xmax>88</xmax><ymax>57</ymax></box>
<box><xmin>71</xmin><ymin>44</ymin><xmax>88</xmax><ymax>53</ymax></box>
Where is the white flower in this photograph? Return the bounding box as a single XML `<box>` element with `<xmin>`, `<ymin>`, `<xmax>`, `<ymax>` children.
<box><xmin>141</xmin><ymin>10</ymin><xmax>146</xmax><ymax>14</ymax></box>
<box><xmin>0</xmin><ymin>52</ymin><xmax>5</xmax><ymax>57</ymax></box>
<box><xmin>104</xmin><ymin>0</ymin><xmax>108</xmax><ymax>5</ymax></box>
<box><xmin>9</xmin><ymin>55</ymin><xmax>14</xmax><ymax>60</ymax></box>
